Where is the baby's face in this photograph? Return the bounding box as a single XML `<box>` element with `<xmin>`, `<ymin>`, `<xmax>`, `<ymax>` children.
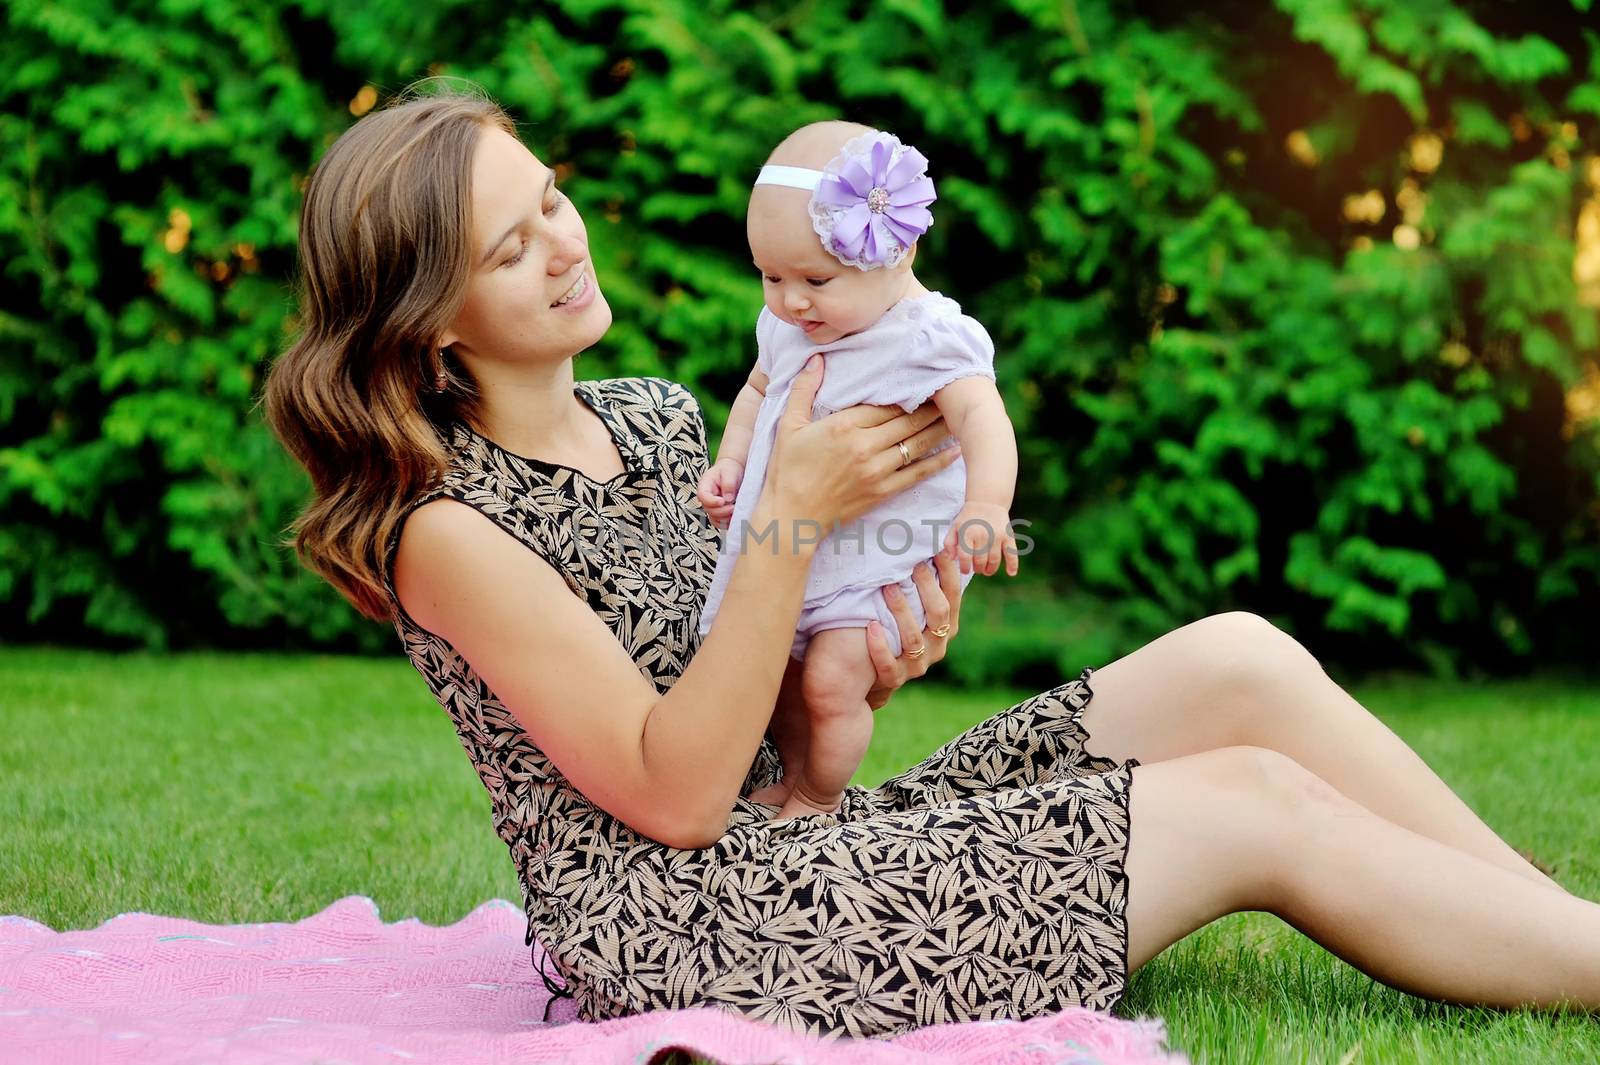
<box><xmin>748</xmin><ymin>187</ymin><xmax>911</xmax><ymax>346</ymax></box>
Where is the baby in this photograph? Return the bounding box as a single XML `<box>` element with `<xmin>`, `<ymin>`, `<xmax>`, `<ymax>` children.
<box><xmin>696</xmin><ymin>121</ymin><xmax>1019</xmax><ymax>821</ymax></box>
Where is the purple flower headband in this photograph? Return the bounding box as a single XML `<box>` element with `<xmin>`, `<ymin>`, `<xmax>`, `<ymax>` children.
<box><xmin>754</xmin><ymin>130</ymin><xmax>936</xmax><ymax>270</ymax></box>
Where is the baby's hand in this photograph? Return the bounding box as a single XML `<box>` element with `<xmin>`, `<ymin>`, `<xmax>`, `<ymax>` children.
<box><xmin>697</xmin><ymin>458</ymin><xmax>744</xmax><ymax>530</ymax></box>
<box><xmin>943</xmin><ymin>501</ymin><xmax>1019</xmax><ymax>577</ymax></box>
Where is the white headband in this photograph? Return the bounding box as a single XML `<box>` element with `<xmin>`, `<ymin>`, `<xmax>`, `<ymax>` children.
<box><xmin>754</xmin><ymin>164</ymin><xmax>823</xmax><ymax>191</ymax></box>
<box><xmin>752</xmin><ymin>132</ymin><xmax>935</xmax><ymax>271</ymax></box>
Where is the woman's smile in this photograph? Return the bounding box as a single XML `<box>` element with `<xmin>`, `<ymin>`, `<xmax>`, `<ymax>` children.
<box><xmin>552</xmin><ymin>268</ymin><xmax>594</xmax><ymax>311</ymax></box>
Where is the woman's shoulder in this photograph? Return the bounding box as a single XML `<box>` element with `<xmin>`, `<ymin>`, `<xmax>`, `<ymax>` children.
<box><xmin>588</xmin><ymin>375</ymin><xmax>702</xmax><ymax>417</ymax></box>
<box><xmin>389</xmin><ymin>484</ymin><xmax>588</xmax><ymax>625</ymax></box>
<box><xmin>588</xmin><ymin>376</ymin><xmax>708</xmax><ymax>457</ymax></box>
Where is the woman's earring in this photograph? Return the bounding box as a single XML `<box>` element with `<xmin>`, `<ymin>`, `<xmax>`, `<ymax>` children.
<box><xmin>434</xmin><ymin>351</ymin><xmax>448</xmax><ymax>392</ymax></box>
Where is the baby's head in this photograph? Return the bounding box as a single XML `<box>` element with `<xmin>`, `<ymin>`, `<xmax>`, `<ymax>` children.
<box><xmin>748</xmin><ymin>121</ymin><xmax>936</xmax><ymax>346</ymax></box>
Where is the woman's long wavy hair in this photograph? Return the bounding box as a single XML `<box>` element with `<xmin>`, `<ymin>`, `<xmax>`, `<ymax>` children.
<box><xmin>263</xmin><ymin>86</ymin><xmax>514</xmax><ymax>621</ymax></box>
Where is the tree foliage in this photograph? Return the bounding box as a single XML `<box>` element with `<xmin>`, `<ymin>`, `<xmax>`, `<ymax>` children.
<box><xmin>2</xmin><ymin>0</ymin><xmax>1597</xmax><ymax>672</ymax></box>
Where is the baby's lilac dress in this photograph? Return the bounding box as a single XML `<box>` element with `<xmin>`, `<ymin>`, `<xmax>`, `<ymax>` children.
<box><xmin>697</xmin><ymin>292</ymin><xmax>994</xmax><ymax>659</ymax></box>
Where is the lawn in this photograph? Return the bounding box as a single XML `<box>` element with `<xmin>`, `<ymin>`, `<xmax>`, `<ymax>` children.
<box><xmin>2</xmin><ymin>648</ymin><xmax>1596</xmax><ymax>1063</ymax></box>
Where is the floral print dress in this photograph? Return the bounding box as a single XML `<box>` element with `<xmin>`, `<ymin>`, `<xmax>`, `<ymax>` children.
<box><xmin>385</xmin><ymin>376</ymin><xmax>1142</xmax><ymax>1040</ymax></box>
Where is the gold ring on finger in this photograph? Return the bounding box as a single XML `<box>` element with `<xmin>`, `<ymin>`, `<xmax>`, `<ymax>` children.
<box><xmin>896</xmin><ymin>441</ymin><xmax>911</xmax><ymax>468</ymax></box>
<box><xmin>906</xmin><ymin>644</ymin><xmax>927</xmax><ymax>659</ymax></box>
<box><xmin>930</xmin><ymin>625</ymin><xmax>950</xmax><ymax>638</ymax></box>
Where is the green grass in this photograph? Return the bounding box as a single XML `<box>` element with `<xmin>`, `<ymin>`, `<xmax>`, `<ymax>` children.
<box><xmin>2</xmin><ymin>648</ymin><xmax>1597</xmax><ymax>1062</ymax></box>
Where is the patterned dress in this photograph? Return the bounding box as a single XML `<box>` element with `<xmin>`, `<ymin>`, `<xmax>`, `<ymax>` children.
<box><xmin>385</xmin><ymin>376</ymin><xmax>1142</xmax><ymax>1040</ymax></box>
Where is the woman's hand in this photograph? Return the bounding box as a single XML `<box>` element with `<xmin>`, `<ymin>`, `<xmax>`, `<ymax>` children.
<box><xmin>863</xmin><ymin>547</ymin><xmax>964</xmax><ymax>711</ymax></box>
<box><xmin>760</xmin><ymin>354</ymin><xmax>958</xmax><ymax>533</ymax></box>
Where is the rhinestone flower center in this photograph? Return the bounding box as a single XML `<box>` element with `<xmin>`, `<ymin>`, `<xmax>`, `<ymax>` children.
<box><xmin>866</xmin><ymin>187</ymin><xmax>890</xmax><ymax>213</ymax></box>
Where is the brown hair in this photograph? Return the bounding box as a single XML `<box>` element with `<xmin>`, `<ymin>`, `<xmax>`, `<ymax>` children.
<box><xmin>262</xmin><ymin>83</ymin><xmax>514</xmax><ymax>621</ymax></box>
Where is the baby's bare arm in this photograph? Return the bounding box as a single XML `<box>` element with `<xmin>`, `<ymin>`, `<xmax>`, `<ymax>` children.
<box><xmin>714</xmin><ymin>366</ymin><xmax>769</xmax><ymax>468</ymax></box>
<box><xmin>934</xmin><ymin>377</ymin><xmax>1016</xmax><ymax>509</ymax></box>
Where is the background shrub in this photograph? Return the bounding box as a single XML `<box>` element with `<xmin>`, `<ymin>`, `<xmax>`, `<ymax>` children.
<box><xmin>2</xmin><ymin>0</ymin><xmax>1597</xmax><ymax>675</ymax></box>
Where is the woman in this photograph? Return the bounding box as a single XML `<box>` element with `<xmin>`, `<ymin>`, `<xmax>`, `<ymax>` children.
<box><xmin>264</xmin><ymin>87</ymin><xmax>1599</xmax><ymax>1039</ymax></box>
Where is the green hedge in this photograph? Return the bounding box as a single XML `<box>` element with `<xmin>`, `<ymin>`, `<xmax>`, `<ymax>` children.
<box><xmin>2</xmin><ymin>0</ymin><xmax>1597</xmax><ymax>674</ymax></box>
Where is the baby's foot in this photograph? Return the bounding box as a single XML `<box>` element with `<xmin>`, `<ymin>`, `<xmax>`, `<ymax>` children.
<box><xmin>746</xmin><ymin>780</ymin><xmax>793</xmax><ymax>805</ymax></box>
<box><xmin>773</xmin><ymin>786</ymin><xmax>843</xmax><ymax>822</ymax></box>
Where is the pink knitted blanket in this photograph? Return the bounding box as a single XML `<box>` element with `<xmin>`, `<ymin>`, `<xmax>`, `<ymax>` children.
<box><xmin>0</xmin><ymin>895</ymin><xmax>1188</xmax><ymax>1064</ymax></box>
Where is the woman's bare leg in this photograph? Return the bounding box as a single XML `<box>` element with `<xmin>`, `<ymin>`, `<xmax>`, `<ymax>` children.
<box><xmin>1124</xmin><ymin>746</ymin><xmax>1600</xmax><ymax>1010</ymax></box>
<box><xmin>1083</xmin><ymin>612</ymin><xmax>1566</xmax><ymax>893</ymax></box>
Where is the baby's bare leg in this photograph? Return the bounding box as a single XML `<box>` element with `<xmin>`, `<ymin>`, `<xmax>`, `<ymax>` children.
<box><xmin>748</xmin><ymin>656</ymin><xmax>807</xmax><ymax>805</ymax></box>
<box><xmin>775</xmin><ymin>628</ymin><xmax>878</xmax><ymax>821</ymax></box>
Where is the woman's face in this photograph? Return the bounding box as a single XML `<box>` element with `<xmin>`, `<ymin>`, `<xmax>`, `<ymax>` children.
<box><xmin>441</xmin><ymin>127</ymin><xmax>611</xmax><ymax>368</ymax></box>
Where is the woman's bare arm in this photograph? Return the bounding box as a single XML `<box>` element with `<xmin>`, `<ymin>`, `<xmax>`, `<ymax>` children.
<box><xmin>396</xmin><ymin>364</ymin><xmax>959</xmax><ymax>849</ymax></box>
<box><xmin>394</xmin><ymin>492</ymin><xmax>816</xmax><ymax>850</ymax></box>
